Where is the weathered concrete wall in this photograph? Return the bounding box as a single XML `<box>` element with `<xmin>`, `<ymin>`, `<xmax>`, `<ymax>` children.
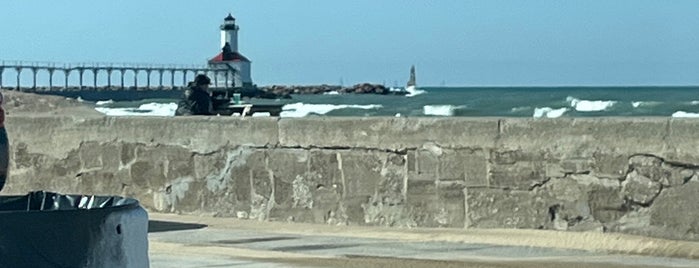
<box><xmin>4</xmin><ymin>116</ymin><xmax>699</xmax><ymax>241</ymax></box>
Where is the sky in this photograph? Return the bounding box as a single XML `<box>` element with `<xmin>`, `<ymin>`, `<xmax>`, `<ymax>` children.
<box><xmin>1</xmin><ymin>0</ymin><xmax>699</xmax><ymax>87</ymax></box>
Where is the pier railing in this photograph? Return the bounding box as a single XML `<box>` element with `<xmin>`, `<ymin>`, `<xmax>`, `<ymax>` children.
<box><xmin>0</xmin><ymin>60</ymin><xmax>236</xmax><ymax>91</ymax></box>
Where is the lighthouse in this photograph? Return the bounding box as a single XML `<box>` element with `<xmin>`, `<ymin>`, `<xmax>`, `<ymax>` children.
<box><xmin>208</xmin><ymin>13</ymin><xmax>253</xmax><ymax>88</ymax></box>
<box><xmin>220</xmin><ymin>13</ymin><xmax>239</xmax><ymax>52</ymax></box>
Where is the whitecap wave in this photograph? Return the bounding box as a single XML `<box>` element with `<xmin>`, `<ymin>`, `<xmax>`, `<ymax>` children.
<box><xmin>95</xmin><ymin>100</ymin><xmax>115</xmax><ymax>106</ymax></box>
<box><xmin>672</xmin><ymin>111</ymin><xmax>699</xmax><ymax>118</ymax></box>
<box><xmin>323</xmin><ymin>91</ymin><xmax>340</xmax><ymax>95</ymax></box>
<box><xmin>631</xmin><ymin>101</ymin><xmax>662</xmax><ymax>108</ymax></box>
<box><xmin>533</xmin><ymin>107</ymin><xmax>568</xmax><ymax>118</ymax></box>
<box><xmin>280</xmin><ymin>102</ymin><xmax>382</xmax><ymax>117</ymax></box>
<box><xmin>405</xmin><ymin>85</ymin><xmax>426</xmax><ymax>97</ymax></box>
<box><xmin>511</xmin><ymin>106</ymin><xmax>531</xmax><ymax>112</ymax></box>
<box><xmin>95</xmin><ymin>102</ymin><xmax>177</xmax><ymax>116</ymax></box>
<box><xmin>423</xmin><ymin>105</ymin><xmax>464</xmax><ymax>116</ymax></box>
<box><xmin>691</xmin><ymin>101</ymin><xmax>699</xmax><ymax>105</ymax></box>
<box><xmin>567</xmin><ymin>96</ymin><xmax>616</xmax><ymax>112</ymax></box>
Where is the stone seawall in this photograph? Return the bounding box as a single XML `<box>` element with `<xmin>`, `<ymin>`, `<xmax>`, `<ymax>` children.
<box><xmin>3</xmin><ymin>116</ymin><xmax>698</xmax><ymax>241</ymax></box>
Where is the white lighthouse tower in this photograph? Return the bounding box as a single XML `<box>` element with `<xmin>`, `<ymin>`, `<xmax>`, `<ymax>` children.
<box><xmin>208</xmin><ymin>13</ymin><xmax>253</xmax><ymax>88</ymax></box>
<box><xmin>220</xmin><ymin>13</ymin><xmax>239</xmax><ymax>51</ymax></box>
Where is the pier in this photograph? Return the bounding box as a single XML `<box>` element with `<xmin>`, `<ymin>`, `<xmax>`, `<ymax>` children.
<box><xmin>0</xmin><ymin>60</ymin><xmax>235</xmax><ymax>91</ymax></box>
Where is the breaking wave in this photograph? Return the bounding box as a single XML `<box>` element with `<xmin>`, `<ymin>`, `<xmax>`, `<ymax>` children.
<box><xmin>405</xmin><ymin>85</ymin><xmax>426</xmax><ymax>97</ymax></box>
<box><xmin>533</xmin><ymin>107</ymin><xmax>568</xmax><ymax>118</ymax></box>
<box><xmin>672</xmin><ymin>111</ymin><xmax>699</xmax><ymax>118</ymax></box>
<box><xmin>567</xmin><ymin>96</ymin><xmax>616</xmax><ymax>112</ymax></box>
<box><xmin>95</xmin><ymin>102</ymin><xmax>177</xmax><ymax>116</ymax></box>
<box><xmin>423</xmin><ymin>105</ymin><xmax>465</xmax><ymax>116</ymax></box>
<box><xmin>95</xmin><ymin>100</ymin><xmax>115</xmax><ymax>106</ymax></box>
<box><xmin>280</xmin><ymin>102</ymin><xmax>382</xmax><ymax>117</ymax></box>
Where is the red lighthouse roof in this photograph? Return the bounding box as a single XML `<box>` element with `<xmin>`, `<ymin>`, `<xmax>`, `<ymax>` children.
<box><xmin>208</xmin><ymin>52</ymin><xmax>250</xmax><ymax>63</ymax></box>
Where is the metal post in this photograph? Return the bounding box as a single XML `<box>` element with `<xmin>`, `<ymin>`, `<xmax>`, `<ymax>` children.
<box><xmin>93</xmin><ymin>69</ymin><xmax>98</xmax><ymax>88</ymax></box>
<box><xmin>107</xmin><ymin>69</ymin><xmax>112</xmax><ymax>88</ymax></box>
<box><xmin>133</xmin><ymin>70</ymin><xmax>138</xmax><ymax>88</ymax></box>
<box><xmin>120</xmin><ymin>70</ymin><xmax>125</xmax><ymax>89</ymax></box>
<box><xmin>32</xmin><ymin>68</ymin><xmax>37</xmax><ymax>89</ymax></box>
<box><xmin>146</xmin><ymin>70</ymin><xmax>152</xmax><ymax>88</ymax></box>
<box><xmin>78</xmin><ymin>69</ymin><xmax>84</xmax><ymax>89</ymax></box>
<box><xmin>170</xmin><ymin>70</ymin><xmax>175</xmax><ymax>88</ymax></box>
<box><xmin>213</xmin><ymin>71</ymin><xmax>218</xmax><ymax>87</ymax></box>
<box><xmin>15</xmin><ymin>68</ymin><xmax>21</xmax><ymax>91</ymax></box>
<box><xmin>158</xmin><ymin>70</ymin><xmax>163</xmax><ymax>88</ymax></box>
<box><xmin>48</xmin><ymin>69</ymin><xmax>54</xmax><ymax>90</ymax></box>
<box><xmin>182</xmin><ymin>70</ymin><xmax>187</xmax><ymax>86</ymax></box>
<box><xmin>64</xmin><ymin>70</ymin><xmax>69</xmax><ymax>89</ymax></box>
<box><xmin>0</xmin><ymin>68</ymin><xmax>4</xmax><ymax>88</ymax></box>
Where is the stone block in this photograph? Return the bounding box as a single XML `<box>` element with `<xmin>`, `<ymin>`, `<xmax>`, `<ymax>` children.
<box><xmin>109</xmin><ymin>117</ymin><xmax>280</xmax><ymax>152</ymax></box>
<box><xmin>490</xmin><ymin>150</ymin><xmax>547</xmax><ymax>165</ymax></box>
<box><xmin>339</xmin><ymin>151</ymin><xmax>383</xmax><ymax>197</ymax></box>
<box><xmin>268</xmin><ymin>149</ymin><xmax>308</xmax><ymax>184</ymax></box>
<box><xmin>51</xmin><ymin>150</ymin><xmax>81</xmax><ymax>177</ymax></box>
<box><xmin>622</xmin><ymin>170</ymin><xmax>662</xmax><ymax>205</ymax></box>
<box><xmin>541</xmin><ymin>178</ymin><xmax>593</xmax><ymax>230</ymax></box>
<box><xmin>489</xmin><ymin>161</ymin><xmax>547</xmax><ymax>190</ymax></box>
<box><xmin>559</xmin><ymin>158</ymin><xmax>594</xmax><ymax>174</ymax></box>
<box><xmin>588</xmin><ymin>184</ymin><xmax>625</xmax><ymax>223</ymax></box>
<box><xmin>661</xmin><ymin>163</ymin><xmax>695</xmax><ymax>187</ymax></box>
<box><xmin>120</xmin><ymin>143</ymin><xmax>138</xmax><ymax>166</ymax></box>
<box><xmin>667</xmin><ymin>119</ymin><xmax>699</xmax><ymax>162</ymax></box>
<box><xmin>13</xmin><ymin>142</ymin><xmax>46</xmax><ymax>169</ymax></box>
<box><xmin>465</xmin><ymin>188</ymin><xmax>550</xmax><ymax>229</ymax></box>
<box><xmin>270</xmin><ymin>169</ymin><xmax>344</xmax><ymax>223</ymax></box>
<box><xmin>164</xmin><ymin>148</ymin><xmax>195</xmax><ymax>181</ymax></box>
<box><xmin>439</xmin><ymin>149</ymin><xmax>487</xmax><ymax>185</ymax></box>
<box><xmin>279</xmin><ymin>117</ymin><xmax>498</xmax><ymax>150</ymax></box>
<box><xmin>416</xmin><ymin>148</ymin><xmax>439</xmax><ymax>176</ymax></box>
<box><xmin>343</xmin><ymin>195</ymin><xmax>371</xmax><ymax>225</ymax></box>
<box><xmin>650</xmin><ymin>182</ymin><xmax>699</xmax><ymax>240</ymax></box>
<box><xmin>593</xmin><ymin>152</ymin><xmax>629</xmax><ymax>178</ymax></box>
<box><xmin>435</xmin><ymin>180</ymin><xmax>466</xmax><ymax>228</ymax></box>
<box><xmin>250</xmin><ymin>168</ymin><xmax>273</xmax><ymax>221</ymax></box>
<box><xmin>100</xmin><ymin>143</ymin><xmax>122</xmax><ymax>173</ymax></box>
<box><xmin>407</xmin><ymin>180</ymin><xmax>438</xmax><ymax>227</ymax></box>
<box><xmin>308</xmin><ymin>150</ymin><xmax>344</xmax><ymax>189</ymax></box>
<box><xmin>78</xmin><ymin>141</ymin><xmax>105</xmax><ymax>170</ymax></box>
<box><xmin>498</xmin><ymin>118</ymin><xmax>668</xmax><ymax>155</ymax></box>
<box><xmin>129</xmin><ymin>160</ymin><xmax>166</xmax><ymax>189</ymax></box>
<box><xmin>73</xmin><ymin>171</ymin><xmax>124</xmax><ymax>196</ymax></box>
<box><xmin>406</xmin><ymin>150</ymin><xmax>416</xmax><ymax>172</ymax></box>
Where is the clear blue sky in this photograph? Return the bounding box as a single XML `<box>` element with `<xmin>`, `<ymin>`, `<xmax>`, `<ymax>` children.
<box><xmin>1</xmin><ymin>0</ymin><xmax>698</xmax><ymax>86</ymax></box>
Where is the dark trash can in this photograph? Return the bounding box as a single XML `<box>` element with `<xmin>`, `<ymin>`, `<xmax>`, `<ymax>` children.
<box><xmin>0</xmin><ymin>191</ymin><xmax>149</xmax><ymax>268</ymax></box>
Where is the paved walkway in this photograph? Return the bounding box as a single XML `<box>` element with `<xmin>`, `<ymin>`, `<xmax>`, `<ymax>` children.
<box><xmin>148</xmin><ymin>213</ymin><xmax>699</xmax><ymax>268</ymax></box>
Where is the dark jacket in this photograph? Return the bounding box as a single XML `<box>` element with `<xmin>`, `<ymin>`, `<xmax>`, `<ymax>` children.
<box><xmin>175</xmin><ymin>86</ymin><xmax>214</xmax><ymax>116</ymax></box>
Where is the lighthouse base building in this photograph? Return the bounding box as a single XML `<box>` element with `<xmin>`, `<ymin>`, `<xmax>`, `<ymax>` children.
<box><xmin>208</xmin><ymin>13</ymin><xmax>253</xmax><ymax>88</ymax></box>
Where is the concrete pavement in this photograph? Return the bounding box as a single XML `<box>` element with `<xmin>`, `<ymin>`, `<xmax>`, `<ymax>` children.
<box><xmin>147</xmin><ymin>213</ymin><xmax>699</xmax><ymax>268</ymax></box>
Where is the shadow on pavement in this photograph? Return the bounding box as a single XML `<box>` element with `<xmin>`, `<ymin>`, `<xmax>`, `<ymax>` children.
<box><xmin>148</xmin><ymin>220</ymin><xmax>208</xmax><ymax>233</ymax></box>
<box><xmin>271</xmin><ymin>243</ymin><xmax>362</xmax><ymax>252</ymax></box>
<box><xmin>215</xmin><ymin>236</ymin><xmax>298</xmax><ymax>245</ymax></box>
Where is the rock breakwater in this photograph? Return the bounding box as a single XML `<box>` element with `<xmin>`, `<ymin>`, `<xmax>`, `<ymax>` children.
<box><xmin>260</xmin><ymin>83</ymin><xmax>406</xmax><ymax>96</ymax></box>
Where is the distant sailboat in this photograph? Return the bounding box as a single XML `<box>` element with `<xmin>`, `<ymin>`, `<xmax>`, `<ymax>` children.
<box><xmin>405</xmin><ymin>65</ymin><xmax>425</xmax><ymax>97</ymax></box>
<box><xmin>407</xmin><ymin>65</ymin><xmax>416</xmax><ymax>87</ymax></box>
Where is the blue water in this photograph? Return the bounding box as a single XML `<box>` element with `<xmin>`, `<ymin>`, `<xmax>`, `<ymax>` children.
<box><xmin>98</xmin><ymin>86</ymin><xmax>699</xmax><ymax>117</ymax></box>
<box><xmin>280</xmin><ymin>86</ymin><xmax>699</xmax><ymax>117</ymax></box>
